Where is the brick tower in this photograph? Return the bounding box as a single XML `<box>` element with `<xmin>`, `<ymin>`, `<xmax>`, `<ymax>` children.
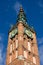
<box><xmin>6</xmin><ymin>7</ymin><xmax>40</xmax><ymax>65</ymax></box>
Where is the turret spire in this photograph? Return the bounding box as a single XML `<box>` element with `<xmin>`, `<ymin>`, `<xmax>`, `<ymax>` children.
<box><xmin>20</xmin><ymin>5</ymin><xmax>24</xmax><ymax>12</ymax></box>
<box><xmin>17</xmin><ymin>6</ymin><xmax>27</xmax><ymax>24</ymax></box>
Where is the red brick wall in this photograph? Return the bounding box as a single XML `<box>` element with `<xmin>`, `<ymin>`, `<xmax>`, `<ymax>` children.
<box><xmin>6</xmin><ymin>23</ymin><xmax>40</xmax><ymax>65</ymax></box>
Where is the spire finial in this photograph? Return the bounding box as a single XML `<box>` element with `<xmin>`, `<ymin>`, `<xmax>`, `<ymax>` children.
<box><xmin>17</xmin><ymin>6</ymin><xmax>27</xmax><ymax>24</ymax></box>
<box><xmin>20</xmin><ymin>5</ymin><xmax>24</xmax><ymax>12</ymax></box>
<box><xmin>20</xmin><ymin>5</ymin><xmax>22</xmax><ymax>9</ymax></box>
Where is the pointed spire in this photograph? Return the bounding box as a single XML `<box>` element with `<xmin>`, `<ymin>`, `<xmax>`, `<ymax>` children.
<box><xmin>20</xmin><ymin>5</ymin><xmax>24</xmax><ymax>12</ymax></box>
<box><xmin>17</xmin><ymin>6</ymin><xmax>27</xmax><ymax>24</ymax></box>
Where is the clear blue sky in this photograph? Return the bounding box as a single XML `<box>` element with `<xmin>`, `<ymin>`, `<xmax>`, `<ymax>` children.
<box><xmin>0</xmin><ymin>0</ymin><xmax>43</xmax><ymax>65</ymax></box>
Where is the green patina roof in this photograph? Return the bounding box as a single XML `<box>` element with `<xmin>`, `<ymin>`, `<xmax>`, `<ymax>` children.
<box><xmin>16</xmin><ymin>6</ymin><xmax>27</xmax><ymax>25</ymax></box>
<box><xmin>9</xmin><ymin>7</ymin><xmax>35</xmax><ymax>34</ymax></box>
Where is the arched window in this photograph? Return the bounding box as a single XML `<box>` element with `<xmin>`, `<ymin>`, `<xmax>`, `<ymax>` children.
<box><xmin>28</xmin><ymin>42</ymin><xmax>31</xmax><ymax>51</ymax></box>
<box><xmin>33</xmin><ymin>56</ymin><xmax>36</xmax><ymax>64</ymax></box>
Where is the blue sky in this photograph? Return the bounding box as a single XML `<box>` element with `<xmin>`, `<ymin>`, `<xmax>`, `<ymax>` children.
<box><xmin>0</xmin><ymin>0</ymin><xmax>43</xmax><ymax>65</ymax></box>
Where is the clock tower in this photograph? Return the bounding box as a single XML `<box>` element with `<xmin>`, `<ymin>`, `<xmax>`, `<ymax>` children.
<box><xmin>6</xmin><ymin>7</ymin><xmax>40</xmax><ymax>65</ymax></box>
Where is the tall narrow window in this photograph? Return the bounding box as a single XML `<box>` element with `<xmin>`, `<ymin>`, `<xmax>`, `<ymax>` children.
<box><xmin>10</xmin><ymin>44</ymin><xmax>12</xmax><ymax>54</ymax></box>
<box><xmin>28</xmin><ymin>42</ymin><xmax>31</xmax><ymax>51</ymax></box>
<box><xmin>16</xmin><ymin>50</ymin><xmax>18</xmax><ymax>58</ymax></box>
<box><xmin>33</xmin><ymin>56</ymin><xmax>36</xmax><ymax>64</ymax></box>
<box><xmin>24</xmin><ymin>51</ymin><xmax>27</xmax><ymax>58</ymax></box>
<box><xmin>16</xmin><ymin>40</ymin><xmax>18</xmax><ymax>48</ymax></box>
<box><xmin>10</xmin><ymin>55</ymin><xmax>12</xmax><ymax>63</ymax></box>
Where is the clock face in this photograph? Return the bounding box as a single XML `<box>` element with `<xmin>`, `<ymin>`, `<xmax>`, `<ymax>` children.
<box><xmin>9</xmin><ymin>28</ymin><xmax>18</xmax><ymax>38</ymax></box>
<box><xmin>24</xmin><ymin>28</ymin><xmax>33</xmax><ymax>38</ymax></box>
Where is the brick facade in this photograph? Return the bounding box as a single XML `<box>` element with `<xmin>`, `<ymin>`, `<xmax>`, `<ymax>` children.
<box><xmin>6</xmin><ymin>7</ymin><xmax>40</xmax><ymax>65</ymax></box>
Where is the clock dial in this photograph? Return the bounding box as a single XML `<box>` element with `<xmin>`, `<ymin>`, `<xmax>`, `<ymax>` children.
<box><xmin>9</xmin><ymin>28</ymin><xmax>18</xmax><ymax>38</ymax></box>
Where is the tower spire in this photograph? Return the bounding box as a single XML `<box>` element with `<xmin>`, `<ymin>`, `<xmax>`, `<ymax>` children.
<box><xmin>17</xmin><ymin>6</ymin><xmax>27</xmax><ymax>24</ymax></box>
<box><xmin>20</xmin><ymin>5</ymin><xmax>24</xmax><ymax>12</ymax></box>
